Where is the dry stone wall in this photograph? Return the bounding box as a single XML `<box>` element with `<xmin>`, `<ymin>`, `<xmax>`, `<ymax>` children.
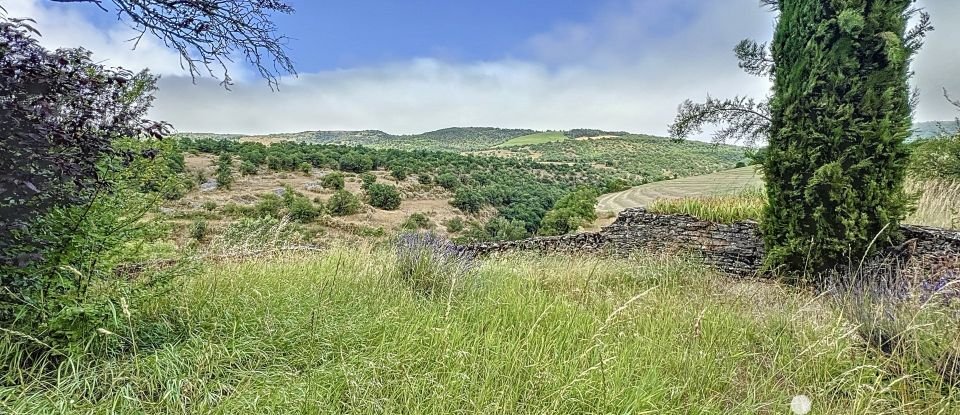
<box><xmin>462</xmin><ymin>208</ymin><xmax>960</xmax><ymax>276</ymax></box>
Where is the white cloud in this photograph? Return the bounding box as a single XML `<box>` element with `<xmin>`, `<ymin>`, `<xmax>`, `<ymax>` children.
<box><xmin>6</xmin><ymin>0</ymin><xmax>958</xmax><ymax>137</ymax></box>
<box><xmin>3</xmin><ymin>0</ymin><xmax>186</xmax><ymax>74</ymax></box>
<box><xmin>913</xmin><ymin>0</ymin><xmax>960</xmax><ymax>121</ymax></box>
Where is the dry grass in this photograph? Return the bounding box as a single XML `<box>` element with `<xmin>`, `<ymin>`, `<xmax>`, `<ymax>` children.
<box><xmin>906</xmin><ymin>179</ymin><xmax>960</xmax><ymax>230</ymax></box>
<box><xmin>648</xmin><ymin>189</ymin><xmax>767</xmax><ymax>223</ymax></box>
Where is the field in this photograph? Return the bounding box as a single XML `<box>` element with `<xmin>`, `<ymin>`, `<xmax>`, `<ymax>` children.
<box><xmin>597</xmin><ymin>167</ymin><xmax>763</xmax><ymax>215</ymax></box>
<box><xmin>496</xmin><ymin>131</ymin><xmax>568</xmax><ymax>147</ymax></box>
<box><xmin>6</xmin><ymin>245</ymin><xmax>959</xmax><ymax>414</ymax></box>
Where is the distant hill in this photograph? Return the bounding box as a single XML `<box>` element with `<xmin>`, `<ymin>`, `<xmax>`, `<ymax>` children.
<box><xmin>174</xmin><ymin>127</ymin><xmax>536</xmax><ymax>152</ymax></box>
<box><xmin>913</xmin><ymin>120</ymin><xmax>959</xmax><ymax>139</ymax></box>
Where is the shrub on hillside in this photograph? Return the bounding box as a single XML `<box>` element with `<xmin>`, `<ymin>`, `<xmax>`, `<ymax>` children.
<box><xmin>390</xmin><ymin>167</ymin><xmax>408</xmax><ymax>182</ymax></box>
<box><xmin>367</xmin><ymin>183</ymin><xmax>402</xmax><ymax>210</ymax></box>
<box><xmin>328</xmin><ymin>190</ymin><xmax>361</xmax><ymax>216</ymax></box>
<box><xmin>215</xmin><ymin>153</ymin><xmax>234</xmax><ymax>189</ymax></box>
<box><xmin>239</xmin><ymin>160</ymin><xmax>258</xmax><ymax>176</ymax></box>
<box><xmin>338</xmin><ymin>151</ymin><xmax>373</xmax><ymax>173</ymax></box>
<box><xmin>539</xmin><ymin>188</ymin><xmax>598</xmax><ymax>236</ymax></box>
<box><xmin>401</xmin><ymin>213</ymin><xmax>433</xmax><ymax>230</ymax></box>
<box><xmin>287</xmin><ymin>197</ymin><xmax>321</xmax><ymax>223</ymax></box>
<box><xmin>436</xmin><ymin>172</ymin><xmax>461</xmax><ymax>191</ymax></box>
<box><xmin>451</xmin><ymin>188</ymin><xmax>485</xmax><ymax>214</ymax></box>
<box><xmin>360</xmin><ymin>172</ymin><xmax>377</xmax><ymax>189</ymax></box>
<box><xmin>444</xmin><ymin>217</ymin><xmax>465</xmax><ymax>233</ymax></box>
<box><xmin>321</xmin><ymin>172</ymin><xmax>345</xmax><ymax>190</ymax></box>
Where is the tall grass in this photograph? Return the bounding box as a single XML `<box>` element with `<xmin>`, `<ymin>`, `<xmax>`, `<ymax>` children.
<box><xmin>2</xmin><ymin>245</ymin><xmax>957</xmax><ymax>413</ymax></box>
<box><xmin>906</xmin><ymin>179</ymin><xmax>960</xmax><ymax>230</ymax></box>
<box><xmin>648</xmin><ymin>188</ymin><xmax>767</xmax><ymax>223</ymax></box>
<box><xmin>649</xmin><ymin>179</ymin><xmax>958</xmax><ymax>230</ymax></box>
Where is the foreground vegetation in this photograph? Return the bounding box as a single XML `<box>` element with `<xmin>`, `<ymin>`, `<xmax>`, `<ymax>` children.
<box><xmin>3</xmin><ymin>246</ymin><xmax>958</xmax><ymax>413</ymax></box>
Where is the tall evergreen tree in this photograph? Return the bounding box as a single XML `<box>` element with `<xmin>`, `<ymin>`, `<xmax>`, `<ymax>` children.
<box><xmin>670</xmin><ymin>1</ymin><xmax>932</xmax><ymax>275</ymax></box>
<box><xmin>765</xmin><ymin>0</ymin><xmax>915</xmax><ymax>273</ymax></box>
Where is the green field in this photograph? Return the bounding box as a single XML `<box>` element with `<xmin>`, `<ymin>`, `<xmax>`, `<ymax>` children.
<box><xmin>8</xmin><ymin>246</ymin><xmax>958</xmax><ymax>413</ymax></box>
<box><xmin>597</xmin><ymin>166</ymin><xmax>763</xmax><ymax>214</ymax></box>
<box><xmin>497</xmin><ymin>131</ymin><xmax>567</xmax><ymax>147</ymax></box>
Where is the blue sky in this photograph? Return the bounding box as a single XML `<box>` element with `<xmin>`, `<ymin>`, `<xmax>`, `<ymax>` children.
<box><xmin>7</xmin><ymin>0</ymin><xmax>959</xmax><ymax>136</ymax></box>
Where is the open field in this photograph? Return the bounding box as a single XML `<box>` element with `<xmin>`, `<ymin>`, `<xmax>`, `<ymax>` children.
<box><xmin>597</xmin><ymin>167</ymin><xmax>763</xmax><ymax>215</ymax></box>
<box><xmin>497</xmin><ymin>131</ymin><xmax>567</xmax><ymax>147</ymax></box>
<box><xmin>6</xmin><ymin>246</ymin><xmax>958</xmax><ymax>413</ymax></box>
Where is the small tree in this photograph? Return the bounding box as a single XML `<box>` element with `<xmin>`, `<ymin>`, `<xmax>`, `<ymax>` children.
<box><xmin>367</xmin><ymin>183</ymin><xmax>402</xmax><ymax>210</ymax></box>
<box><xmin>390</xmin><ymin>167</ymin><xmax>409</xmax><ymax>182</ymax></box>
<box><xmin>239</xmin><ymin>160</ymin><xmax>258</xmax><ymax>176</ymax></box>
<box><xmin>327</xmin><ymin>190</ymin><xmax>361</xmax><ymax>216</ymax></box>
<box><xmin>360</xmin><ymin>172</ymin><xmax>377</xmax><ymax>190</ymax></box>
<box><xmin>216</xmin><ymin>153</ymin><xmax>234</xmax><ymax>189</ymax></box>
<box><xmin>321</xmin><ymin>172</ymin><xmax>345</xmax><ymax>190</ymax></box>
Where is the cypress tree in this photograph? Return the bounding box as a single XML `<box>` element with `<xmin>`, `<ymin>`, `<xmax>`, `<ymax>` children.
<box><xmin>763</xmin><ymin>0</ymin><xmax>916</xmax><ymax>273</ymax></box>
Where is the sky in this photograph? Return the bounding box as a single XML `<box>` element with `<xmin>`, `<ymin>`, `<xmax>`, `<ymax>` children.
<box><xmin>5</xmin><ymin>0</ymin><xmax>960</xmax><ymax>138</ymax></box>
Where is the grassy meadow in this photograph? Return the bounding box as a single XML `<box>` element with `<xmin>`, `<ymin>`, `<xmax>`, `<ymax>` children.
<box><xmin>4</xmin><ymin>245</ymin><xmax>959</xmax><ymax>414</ymax></box>
<box><xmin>497</xmin><ymin>131</ymin><xmax>568</xmax><ymax>147</ymax></box>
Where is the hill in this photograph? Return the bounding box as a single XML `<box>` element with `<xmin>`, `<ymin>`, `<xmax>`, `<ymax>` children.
<box><xmin>490</xmin><ymin>135</ymin><xmax>748</xmax><ymax>183</ymax></box>
<box><xmin>175</xmin><ymin>127</ymin><xmax>537</xmax><ymax>152</ymax></box>
<box><xmin>913</xmin><ymin>120</ymin><xmax>959</xmax><ymax>139</ymax></box>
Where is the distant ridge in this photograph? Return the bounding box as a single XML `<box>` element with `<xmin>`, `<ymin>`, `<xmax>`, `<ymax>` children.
<box><xmin>913</xmin><ymin>120</ymin><xmax>959</xmax><ymax>139</ymax></box>
<box><xmin>172</xmin><ymin>127</ymin><xmax>642</xmax><ymax>152</ymax></box>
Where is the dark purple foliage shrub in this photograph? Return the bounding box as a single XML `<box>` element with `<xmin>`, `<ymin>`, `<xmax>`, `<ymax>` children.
<box><xmin>1</xmin><ymin>16</ymin><xmax>166</xmax><ymax>269</ymax></box>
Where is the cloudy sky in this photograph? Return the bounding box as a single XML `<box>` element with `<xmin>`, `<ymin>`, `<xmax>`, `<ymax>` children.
<box><xmin>6</xmin><ymin>0</ymin><xmax>959</xmax><ymax>137</ymax></box>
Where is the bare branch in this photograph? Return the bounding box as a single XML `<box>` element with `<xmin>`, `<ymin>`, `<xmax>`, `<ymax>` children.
<box><xmin>48</xmin><ymin>0</ymin><xmax>296</xmax><ymax>89</ymax></box>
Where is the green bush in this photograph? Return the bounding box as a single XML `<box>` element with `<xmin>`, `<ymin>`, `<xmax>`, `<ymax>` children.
<box><xmin>338</xmin><ymin>152</ymin><xmax>373</xmax><ymax>173</ymax></box>
<box><xmin>910</xmin><ymin>133</ymin><xmax>960</xmax><ymax>180</ymax></box>
<box><xmin>367</xmin><ymin>183</ymin><xmax>402</xmax><ymax>210</ymax></box>
<box><xmin>190</xmin><ymin>219</ymin><xmax>209</xmax><ymax>241</ymax></box>
<box><xmin>417</xmin><ymin>174</ymin><xmax>433</xmax><ymax>185</ymax></box>
<box><xmin>444</xmin><ymin>217</ymin><xmax>465</xmax><ymax>233</ymax></box>
<box><xmin>539</xmin><ymin>188</ymin><xmax>598</xmax><ymax>236</ymax></box>
<box><xmin>287</xmin><ymin>197</ymin><xmax>320</xmax><ymax>223</ymax></box>
<box><xmin>251</xmin><ymin>194</ymin><xmax>285</xmax><ymax>219</ymax></box>
<box><xmin>298</xmin><ymin>162</ymin><xmax>312</xmax><ymax>174</ymax></box>
<box><xmin>401</xmin><ymin>213</ymin><xmax>433</xmax><ymax>230</ymax></box>
<box><xmin>451</xmin><ymin>188</ymin><xmax>485</xmax><ymax>214</ymax></box>
<box><xmin>215</xmin><ymin>153</ymin><xmax>234</xmax><ymax>189</ymax></box>
<box><xmin>328</xmin><ymin>190</ymin><xmax>361</xmax><ymax>216</ymax></box>
<box><xmin>436</xmin><ymin>172</ymin><xmax>461</xmax><ymax>191</ymax></box>
<box><xmin>321</xmin><ymin>172</ymin><xmax>345</xmax><ymax>190</ymax></box>
<box><xmin>360</xmin><ymin>172</ymin><xmax>377</xmax><ymax>189</ymax></box>
<box><xmin>390</xmin><ymin>167</ymin><xmax>408</xmax><ymax>182</ymax></box>
<box><xmin>239</xmin><ymin>160</ymin><xmax>258</xmax><ymax>176</ymax></box>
